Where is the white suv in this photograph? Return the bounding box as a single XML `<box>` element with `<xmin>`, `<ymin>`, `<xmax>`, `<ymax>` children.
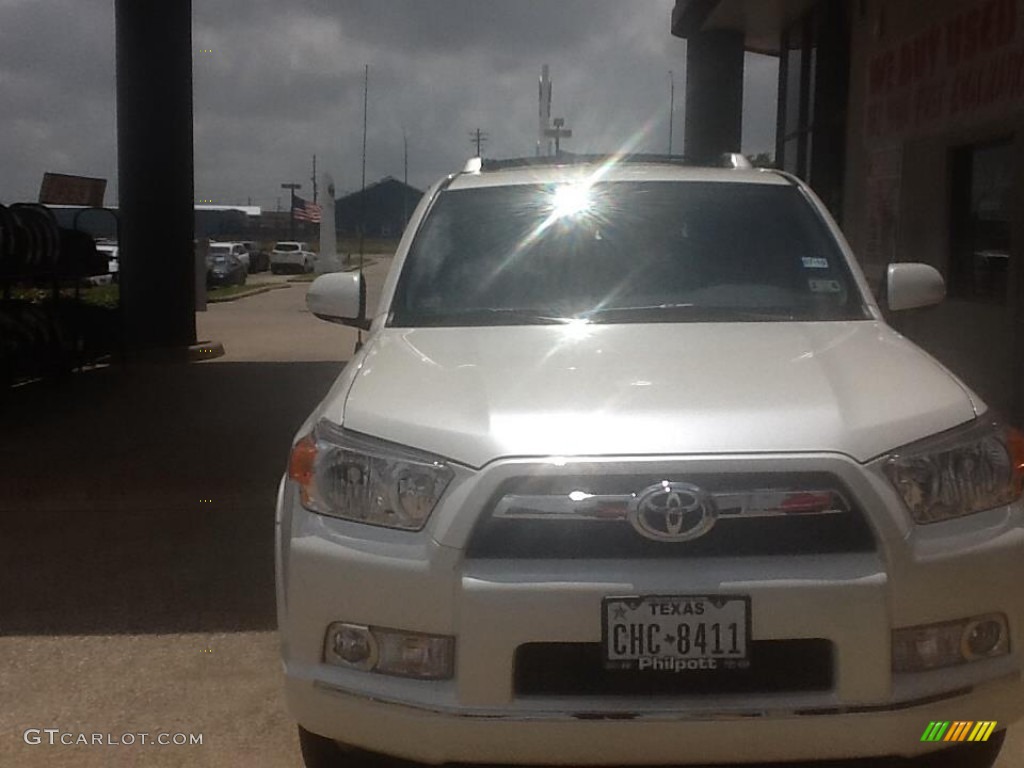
<box><xmin>277</xmin><ymin>158</ymin><xmax>1024</xmax><ymax>767</ymax></box>
<box><xmin>271</xmin><ymin>241</ymin><xmax>315</xmax><ymax>274</ymax></box>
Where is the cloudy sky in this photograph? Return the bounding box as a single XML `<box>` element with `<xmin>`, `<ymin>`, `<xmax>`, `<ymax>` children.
<box><xmin>0</xmin><ymin>0</ymin><xmax>778</xmax><ymax>209</ymax></box>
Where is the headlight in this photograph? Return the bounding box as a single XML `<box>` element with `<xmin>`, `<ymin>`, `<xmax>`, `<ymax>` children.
<box><xmin>288</xmin><ymin>421</ymin><xmax>454</xmax><ymax>530</ymax></box>
<box><xmin>883</xmin><ymin>418</ymin><xmax>1024</xmax><ymax>524</ymax></box>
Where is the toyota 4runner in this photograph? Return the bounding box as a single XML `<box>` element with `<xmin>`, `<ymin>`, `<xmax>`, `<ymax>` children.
<box><xmin>277</xmin><ymin>156</ymin><xmax>1024</xmax><ymax>767</ymax></box>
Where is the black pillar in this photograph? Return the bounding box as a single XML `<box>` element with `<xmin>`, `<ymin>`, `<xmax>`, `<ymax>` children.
<box><xmin>684</xmin><ymin>29</ymin><xmax>745</xmax><ymax>165</ymax></box>
<box><xmin>115</xmin><ymin>0</ymin><xmax>196</xmax><ymax>349</ymax></box>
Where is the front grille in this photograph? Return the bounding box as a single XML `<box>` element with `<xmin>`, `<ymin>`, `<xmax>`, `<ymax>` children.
<box><xmin>466</xmin><ymin>472</ymin><xmax>875</xmax><ymax>559</ymax></box>
<box><xmin>514</xmin><ymin>640</ymin><xmax>833</xmax><ymax>697</ymax></box>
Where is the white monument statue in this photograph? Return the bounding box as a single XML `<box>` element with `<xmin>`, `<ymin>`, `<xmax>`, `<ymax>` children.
<box><xmin>317</xmin><ymin>172</ymin><xmax>341</xmax><ymax>273</ymax></box>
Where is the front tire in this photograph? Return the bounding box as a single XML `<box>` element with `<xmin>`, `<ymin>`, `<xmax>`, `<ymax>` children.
<box><xmin>297</xmin><ymin>726</ymin><xmax>344</xmax><ymax>768</ymax></box>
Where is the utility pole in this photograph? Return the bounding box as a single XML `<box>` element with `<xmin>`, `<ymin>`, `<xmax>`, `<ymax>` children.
<box><xmin>469</xmin><ymin>128</ymin><xmax>489</xmax><ymax>157</ymax></box>
<box><xmin>311</xmin><ymin>154</ymin><xmax>318</xmax><ymax>204</ymax></box>
<box><xmin>668</xmin><ymin>70</ymin><xmax>675</xmax><ymax>157</ymax></box>
<box><xmin>281</xmin><ymin>182</ymin><xmax>301</xmax><ymax>239</ymax></box>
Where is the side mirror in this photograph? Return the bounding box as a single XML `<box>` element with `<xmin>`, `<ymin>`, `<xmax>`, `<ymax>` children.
<box><xmin>306</xmin><ymin>271</ymin><xmax>370</xmax><ymax>330</ymax></box>
<box><xmin>887</xmin><ymin>263</ymin><xmax>946</xmax><ymax>311</ymax></box>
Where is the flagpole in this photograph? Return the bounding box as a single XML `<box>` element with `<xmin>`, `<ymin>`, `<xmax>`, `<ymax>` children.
<box><xmin>359</xmin><ymin>64</ymin><xmax>368</xmax><ymax>274</ymax></box>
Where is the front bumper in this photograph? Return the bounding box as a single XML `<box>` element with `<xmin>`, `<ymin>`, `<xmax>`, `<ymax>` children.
<box><xmin>276</xmin><ymin>452</ymin><xmax>1024</xmax><ymax>764</ymax></box>
<box><xmin>286</xmin><ymin>672</ymin><xmax>1020</xmax><ymax>764</ymax></box>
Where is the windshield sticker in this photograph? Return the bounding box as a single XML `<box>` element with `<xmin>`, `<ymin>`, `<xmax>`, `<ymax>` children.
<box><xmin>809</xmin><ymin>279</ymin><xmax>842</xmax><ymax>293</ymax></box>
<box><xmin>802</xmin><ymin>257</ymin><xmax>830</xmax><ymax>269</ymax></box>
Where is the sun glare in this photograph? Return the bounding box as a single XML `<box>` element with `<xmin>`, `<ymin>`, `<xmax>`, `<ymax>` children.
<box><xmin>551</xmin><ymin>183</ymin><xmax>593</xmax><ymax>219</ymax></box>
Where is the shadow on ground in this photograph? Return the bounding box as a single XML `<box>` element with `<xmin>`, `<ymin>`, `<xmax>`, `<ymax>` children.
<box><xmin>0</xmin><ymin>360</ymin><xmax>343</xmax><ymax>636</ymax></box>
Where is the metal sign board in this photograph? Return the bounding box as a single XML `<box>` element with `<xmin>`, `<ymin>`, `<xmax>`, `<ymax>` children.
<box><xmin>38</xmin><ymin>173</ymin><xmax>107</xmax><ymax>207</ymax></box>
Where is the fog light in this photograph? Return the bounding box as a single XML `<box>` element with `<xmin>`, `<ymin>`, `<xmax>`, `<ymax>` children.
<box><xmin>324</xmin><ymin>623</ymin><xmax>376</xmax><ymax>670</ymax></box>
<box><xmin>962</xmin><ymin>616</ymin><xmax>1009</xmax><ymax>660</ymax></box>
<box><xmin>893</xmin><ymin>613</ymin><xmax>1009</xmax><ymax>673</ymax></box>
<box><xmin>323</xmin><ymin>622</ymin><xmax>454</xmax><ymax>680</ymax></box>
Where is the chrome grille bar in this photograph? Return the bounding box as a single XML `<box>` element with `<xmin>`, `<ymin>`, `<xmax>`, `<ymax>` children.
<box><xmin>493</xmin><ymin>489</ymin><xmax>849</xmax><ymax>521</ymax></box>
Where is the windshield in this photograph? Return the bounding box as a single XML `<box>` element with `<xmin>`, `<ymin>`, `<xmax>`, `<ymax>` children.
<box><xmin>275</xmin><ymin>243</ymin><xmax>300</xmax><ymax>252</ymax></box>
<box><xmin>209</xmin><ymin>244</ymin><xmax>231</xmax><ymax>256</ymax></box>
<box><xmin>391</xmin><ymin>181</ymin><xmax>871</xmax><ymax>327</ymax></box>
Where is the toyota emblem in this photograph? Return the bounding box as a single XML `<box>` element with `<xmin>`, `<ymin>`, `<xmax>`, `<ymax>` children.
<box><xmin>629</xmin><ymin>482</ymin><xmax>717</xmax><ymax>542</ymax></box>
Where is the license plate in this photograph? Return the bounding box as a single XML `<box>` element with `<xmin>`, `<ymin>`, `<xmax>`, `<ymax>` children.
<box><xmin>602</xmin><ymin>595</ymin><xmax>750</xmax><ymax>672</ymax></box>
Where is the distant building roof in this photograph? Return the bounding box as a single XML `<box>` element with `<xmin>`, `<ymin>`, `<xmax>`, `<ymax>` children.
<box><xmin>195</xmin><ymin>204</ymin><xmax>262</xmax><ymax>217</ymax></box>
<box><xmin>335</xmin><ymin>176</ymin><xmax>422</xmax><ymax>204</ymax></box>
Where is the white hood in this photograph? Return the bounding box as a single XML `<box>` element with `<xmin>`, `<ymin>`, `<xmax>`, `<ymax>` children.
<box><xmin>330</xmin><ymin>322</ymin><xmax>977</xmax><ymax>468</ymax></box>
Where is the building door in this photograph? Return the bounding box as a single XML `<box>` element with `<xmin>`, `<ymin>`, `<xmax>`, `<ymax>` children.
<box><xmin>894</xmin><ymin>135</ymin><xmax>1021</xmax><ymax>423</ymax></box>
<box><xmin>949</xmin><ymin>141</ymin><xmax>1013</xmax><ymax>306</ymax></box>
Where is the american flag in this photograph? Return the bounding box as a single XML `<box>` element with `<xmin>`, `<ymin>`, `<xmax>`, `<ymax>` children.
<box><xmin>292</xmin><ymin>195</ymin><xmax>322</xmax><ymax>223</ymax></box>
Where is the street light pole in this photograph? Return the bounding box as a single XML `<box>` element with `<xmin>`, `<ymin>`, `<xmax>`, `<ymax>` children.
<box><xmin>281</xmin><ymin>182</ymin><xmax>301</xmax><ymax>239</ymax></box>
<box><xmin>668</xmin><ymin>70</ymin><xmax>675</xmax><ymax>158</ymax></box>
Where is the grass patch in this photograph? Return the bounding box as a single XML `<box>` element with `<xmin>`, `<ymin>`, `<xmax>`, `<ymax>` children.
<box><xmin>80</xmin><ymin>284</ymin><xmax>119</xmax><ymax>309</ymax></box>
<box><xmin>7</xmin><ymin>284</ymin><xmax>120</xmax><ymax>309</ymax></box>
<box><xmin>9</xmin><ymin>282</ymin><xmax>268</xmax><ymax>306</ymax></box>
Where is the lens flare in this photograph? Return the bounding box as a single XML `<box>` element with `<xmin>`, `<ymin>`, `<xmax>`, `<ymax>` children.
<box><xmin>551</xmin><ymin>183</ymin><xmax>593</xmax><ymax>219</ymax></box>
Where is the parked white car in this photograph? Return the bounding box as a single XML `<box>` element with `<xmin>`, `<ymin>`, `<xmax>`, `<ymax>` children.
<box><xmin>277</xmin><ymin>158</ymin><xmax>1024</xmax><ymax>768</ymax></box>
<box><xmin>95</xmin><ymin>239</ymin><xmax>118</xmax><ymax>278</ymax></box>
<box><xmin>208</xmin><ymin>241</ymin><xmax>250</xmax><ymax>273</ymax></box>
<box><xmin>271</xmin><ymin>241</ymin><xmax>315</xmax><ymax>274</ymax></box>
<box><xmin>85</xmin><ymin>239</ymin><xmax>119</xmax><ymax>285</ymax></box>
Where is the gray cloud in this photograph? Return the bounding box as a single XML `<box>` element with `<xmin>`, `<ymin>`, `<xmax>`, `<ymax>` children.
<box><xmin>1</xmin><ymin>0</ymin><xmax>778</xmax><ymax>209</ymax></box>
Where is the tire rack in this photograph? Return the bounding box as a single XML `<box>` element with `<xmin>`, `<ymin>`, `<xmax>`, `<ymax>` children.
<box><xmin>0</xmin><ymin>203</ymin><xmax>121</xmax><ymax>389</ymax></box>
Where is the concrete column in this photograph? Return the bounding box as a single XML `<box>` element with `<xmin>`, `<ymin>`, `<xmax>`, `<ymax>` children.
<box><xmin>684</xmin><ymin>29</ymin><xmax>745</xmax><ymax>165</ymax></box>
<box><xmin>115</xmin><ymin>0</ymin><xmax>196</xmax><ymax>349</ymax></box>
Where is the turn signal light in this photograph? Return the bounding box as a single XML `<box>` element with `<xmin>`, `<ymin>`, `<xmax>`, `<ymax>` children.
<box><xmin>288</xmin><ymin>433</ymin><xmax>317</xmax><ymax>488</ymax></box>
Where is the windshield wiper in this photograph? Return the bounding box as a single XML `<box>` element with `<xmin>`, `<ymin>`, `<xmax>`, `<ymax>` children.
<box><xmin>582</xmin><ymin>304</ymin><xmax>800</xmax><ymax>323</ymax></box>
<box><xmin>414</xmin><ymin>308</ymin><xmax>569</xmax><ymax>326</ymax></box>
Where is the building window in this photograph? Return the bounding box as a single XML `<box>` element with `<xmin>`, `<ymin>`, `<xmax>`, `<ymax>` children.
<box><xmin>949</xmin><ymin>140</ymin><xmax>1013</xmax><ymax>304</ymax></box>
<box><xmin>777</xmin><ymin>3</ymin><xmax>849</xmax><ymax>216</ymax></box>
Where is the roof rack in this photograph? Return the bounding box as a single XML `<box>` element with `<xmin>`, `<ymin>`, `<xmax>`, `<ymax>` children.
<box><xmin>473</xmin><ymin>151</ymin><xmax>755</xmax><ymax>173</ymax></box>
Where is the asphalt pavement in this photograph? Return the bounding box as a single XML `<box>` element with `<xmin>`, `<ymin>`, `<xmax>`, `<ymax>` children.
<box><xmin>0</xmin><ymin>254</ymin><xmax>1021</xmax><ymax>767</ymax></box>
